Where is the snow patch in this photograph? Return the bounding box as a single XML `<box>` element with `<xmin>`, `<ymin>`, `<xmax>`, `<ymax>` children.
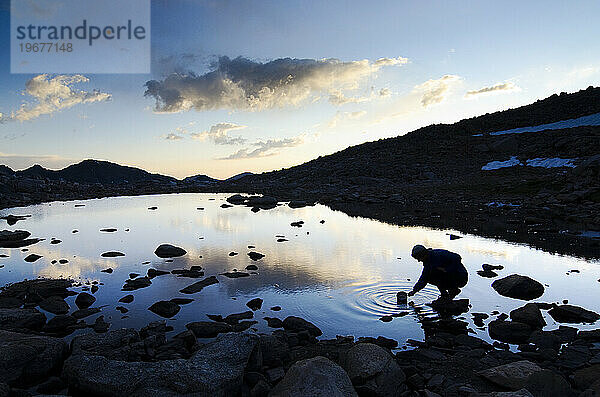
<box><xmin>481</xmin><ymin>156</ymin><xmax>522</xmax><ymax>170</ymax></box>
<box><xmin>526</xmin><ymin>157</ymin><xmax>576</xmax><ymax>168</ymax></box>
<box><xmin>474</xmin><ymin>112</ymin><xmax>600</xmax><ymax>136</ymax></box>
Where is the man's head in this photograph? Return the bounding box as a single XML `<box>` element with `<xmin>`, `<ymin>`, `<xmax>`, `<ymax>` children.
<box><xmin>411</xmin><ymin>244</ymin><xmax>428</xmax><ymax>262</ymax></box>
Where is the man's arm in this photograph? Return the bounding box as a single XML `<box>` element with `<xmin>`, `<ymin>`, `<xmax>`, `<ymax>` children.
<box><xmin>408</xmin><ymin>266</ymin><xmax>430</xmax><ymax>296</ymax></box>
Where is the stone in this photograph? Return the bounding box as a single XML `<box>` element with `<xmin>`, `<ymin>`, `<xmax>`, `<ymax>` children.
<box><xmin>248</xmin><ymin>252</ymin><xmax>265</xmax><ymax>261</ymax></box>
<box><xmin>428</xmin><ymin>298</ymin><xmax>470</xmax><ymax>315</ymax></box>
<box><xmin>548</xmin><ymin>305</ymin><xmax>600</xmax><ymax>324</ymax></box>
<box><xmin>180</xmin><ymin>276</ymin><xmax>219</xmax><ymax>294</ymax></box>
<box><xmin>101</xmin><ymin>252</ymin><xmax>124</xmax><ymax>258</ymax></box>
<box><xmin>72</xmin><ymin>307</ymin><xmax>101</xmax><ymax>319</ymax></box>
<box><xmin>92</xmin><ymin>316</ymin><xmax>110</xmax><ymax>333</ymax></box>
<box><xmin>247</xmin><ymin>298</ymin><xmax>263</xmax><ymax>311</ymax></box>
<box><xmin>510</xmin><ymin>303</ymin><xmax>546</xmax><ymax>328</ymax></box>
<box><xmin>0</xmin><ymin>308</ymin><xmax>47</xmax><ymax>331</ymax></box>
<box><xmin>43</xmin><ymin>314</ymin><xmax>78</xmax><ymax>335</ymax></box>
<box><xmin>0</xmin><ymin>279</ymin><xmax>73</xmax><ymax>301</ymax></box>
<box><xmin>186</xmin><ymin>321</ymin><xmax>233</xmax><ymax>338</ymax></box>
<box><xmin>246</xmin><ymin>264</ymin><xmax>259</xmax><ymax>271</ymax></box>
<box><xmin>488</xmin><ymin>320</ymin><xmax>534</xmax><ymax>344</ymax></box>
<box><xmin>75</xmin><ymin>292</ymin><xmax>96</xmax><ymax>309</ymax></box>
<box><xmin>122</xmin><ymin>277</ymin><xmax>152</xmax><ymax>291</ymax></box>
<box><xmin>0</xmin><ymin>230</ymin><xmax>31</xmax><ymax>242</ymax></box>
<box><xmin>170</xmin><ymin>298</ymin><xmax>193</xmax><ymax>305</ymax></box>
<box><xmin>0</xmin><ymin>330</ymin><xmax>68</xmax><ymax>387</ymax></box>
<box><xmin>478</xmin><ymin>360</ymin><xmax>542</xmax><ymax>391</ymax></box>
<box><xmin>148</xmin><ymin>301</ymin><xmax>181</xmax><ymax>318</ymax></box>
<box><xmin>397</xmin><ymin>291</ymin><xmax>407</xmax><ymax>304</ymax></box>
<box><xmin>524</xmin><ymin>369</ymin><xmax>573</xmax><ymax>397</ymax></box>
<box><xmin>23</xmin><ymin>254</ymin><xmax>42</xmax><ymax>263</ymax></box>
<box><xmin>147</xmin><ymin>268</ymin><xmax>170</xmax><ymax>278</ymax></box>
<box><xmin>221</xmin><ymin>271</ymin><xmax>250</xmax><ymax>278</ymax></box>
<box><xmin>342</xmin><ymin>343</ymin><xmax>405</xmax><ymax>397</ymax></box>
<box><xmin>282</xmin><ymin>316</ymin><xmax>322</xmax><ymax>337</ymax></box>
<box><xmin>119</xmin><ymin>295</ymin><xmax>134</xmax><ymax>303</ymax></box>
<box><xmin>38</xmin><ymin>296</ymin><xmax>69</xmax><ymax>315</ymax></box>
<box><xmin>100</xmin><ymin>267</ymin><xmax>113</xmax><ymax>273</ymax></box>
<box><xmin>154</xmin><ymin>244</ymin><xmax>187</xmax><ymax>258</ymax></box>
<box><xmin>63</xmin><ymin>333</ymin><xmax>259</xmax><ymax>397</ymax></box>
<box><xmin>573</xmin><ymin>364</ymin><xmax>600</xmax><ymax>391</ymax></box>
<box><xmin>36</xmin><ymin>376</ymin><xmax>65</xmax><ymax>394</ymax></box>
<box><xmin>223</xmin><ymin>311</ymin><xmax>254</xmax><ymax>325</ymax></box>
<box><xmin>265</xmin><ymin>317</ymin><xmax>284</xmax><ymax>328</ymax></box>
<box><xmin>492</xmin><ymin>274</ymin><xmax>545</xmax><ymax>300</ymax></box>
<box><xmin>270</xmin><ymin>356</ymin><xmax>357</xmax><ymax>397</ymax></box>
<box><xmin>100</xmin><ymin>228</ymin><xmax>117</xmax><ymax>232</ymax></box>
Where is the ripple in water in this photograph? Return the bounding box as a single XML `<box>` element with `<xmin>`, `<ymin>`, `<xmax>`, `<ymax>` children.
<box><xmin>344</xmin><ymin>281</ymin><xmax>440</xmax><ymax>318</ymax></box>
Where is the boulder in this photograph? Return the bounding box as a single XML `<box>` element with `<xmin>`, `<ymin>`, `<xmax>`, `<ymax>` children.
<box><xmin>63</xmin><ymin>333</ymin><xmax>258</xmax><ymax>397</ymax></box>
<box><xmin>0</xmin><ymin>279</ymin><xmax>73</xmax><ymax>301</ymax></box>
<box><xmin>0</xmin><ymin>330</ymin><xmax>68</xmax><ymax>387</ymax></box>
<box><xmin>148</xmin><ymin>301</ymin><xmax>181</xmax><ymax>318</ymax></box>
<box><xmin>246</xmin><ymin>298</ymin><xmax>263</xmax><ymax>311</ymax></box>
<box><xmin>248</xmin><ymin>252</ymin><xmax>265</xmax><ymax>261</ymax></box>
<box><xmin>572</xmin><ymin>364</ymin><xmax>600</xmax><ymax>391</ymax></box>
<box><xmin>180</xmin><ymin>276</ymin><xmax>219</xmax><ymax>294</ymax></box>
<box><xmin>548</xmin><ymin>305</ymin><xmax>600</xmax><ymax>324</ymax></box>
<box><xmin>38</xmin><ymin>296</ymin><xmax>69</xmax><ymax>315</ymax></box>
<box><xmin>478</xmin><ymin>360</ymin><xmax>542</xmax><ymax>391</ymax></box>
<box><xmin>282</xmin><ymin>316</ymin><xmax>322</xmax><ymax>337</ymax></box>
<box><xmin>510</xmin><ymin>303</ymin><xmax>546</xmax><ymax>328</ymax></box>
<box><xmin>154</xmin><ymin>244</ymin><xmax>187</xmax><ymax>258</ymax></box>
<box><xmin>71</xmin><ymin>328</ymin><xmax>141</xmax><ymax>360</ymax></box>
<box><xmin>0</xmin><ymin>308</ymin><xmax>46</xmax><ymax>331</ymax></box>
<box><xmin>0</xmin><ymin>230</ymin><xmax>31</xmax><ymax>242</ymax></box>
<box><xmin>24</xmin><ymin>254</ymin><xmax>42</xmax><ymax>263</ymax></box>
<box><xmin>269</xmin><ymin>356</ymin><xmax>357</xmax><ymax>397</ymax></box>
<box><xmin>492</xmin><ymin>275</ymin><xmax>545</xmax><ymax>300</ymax></box>
<box><xmin>488</xmin><ymin>320</ymin><xmax>534</xmax><ymax>344</ymax></box>
<box><xmin>122</xmin><ymin>277</ymin><xmax>152</xmax><ymax>291</ymax></box>
<box><xmin>342</xmin><ymin>343</ymin><xmax>405</xmax><ymax>397</ymax></box>
<box><xmin>75</xmin><ymin>292</ymin><xmax>96</xmax><ymax>309</ymax></box>
<box><xmin>186</xmin><ymin>321</ymin><xmax>233</xmax><ymax>338</ymax></box>
<box><xmin>524</xmin><ymin>369</ymin><xmax>574</xmax><ymax>397</ymax></box>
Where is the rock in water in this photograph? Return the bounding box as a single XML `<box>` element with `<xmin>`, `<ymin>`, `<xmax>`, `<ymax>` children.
<box><xmin>148</xmin><ymin>301</ymin><xmax>181</xmax><ymax>318</ymax></box>
<box><xmin>246</xmin><ymin>298</ymin><xmax>263</xmax><ymax>311</ymax></box>
<box><xmin>282</xmin><ymin>316</ymin><xmax>322</xmax><ymax>337</ymax></box>
<box><xmin>154</xmin><ymin>244</ymin><xmax>187</xmax><ymax>258</ymax></box>
<box><xmin>0</xmin><ymin>308</ymin><xmax>47</xmax><ymax>331</ymax></box>
<box><xmin>510</xmin><ymin>303</ymin><xmax>546</xmax><ymax>328</ymax></box>
<box><xmin>342</xmin><ymin>343</ymin><xmax>406</xmax><ymax>396</ymax></box>
<box><xmin>122</xmin><ymin>277</ymin><xmax>152</xmax><ymax>291</ymax></box>
<box><xmin>397</xmin><ymin>291</ymin><xmax>408</xmax><ymax>304</ymax></box>
<box><xmin>24</xmin><ymin>254</ymin><xmax>42</xmax><ymax>262</ymax></box>
<box><xmin>186</xmin><ymin>321</ymin><xmax>233</xmax><ymax>338</ymax></box>
<box><xmin>0</xmin><ymin>330</ymin><xmax>68</xmax><ymax>387</ymax></box>
<box><xmin>39</xmin><ymin>296</ymin><xmax>70</xmax><ymax>315</ymax></box>
<box><xmin>270</xmin><ymin>356</ymin><xmax>357</xmax><ymax>397</ymax></box>
<box><xmin>75</xmin><ymin>292</ymin><xmax>96</xmax><ymax>309</ymax></box>
<box><xmin>180</xmin><ymin>276</ymin><xmax>219</xmax><ymax>294</ymax></box>
<box><xmin>247</xmin><ymin>251</ymin><xmax>265</xmax><ymax>261</ymax></box>
<box><xmin>488</xmin><ymin>320</ymin><xmax>533</xmax><ymax>344</ymax></box>
<box><xmin>492</xmin><ymin>274</ymin><xmax>544</xmax><ymax>300</ymax></box>
<box><xmin>119</xmin><ymin>295</ymin><xmax>134</xmax><ymax>303</ymax></box>
<box><xmin>478</xmin><ymin>360</ymin><xmax>542</xmax><ymax>391</ymax></box>
<box><xmin>101</xmin><ymin>252</ymin><xmax>124</xmax><ymax>258</ymax></box>
<box><xmin>62</xmin><ymin>333</ymin><xmax>258</xmax><ymax>396</ymax></box>
<box><xmin>548</xmin><ymin>304</ymin><xmax>600</xmax><ymax>323</ymax></box>
<box><xmin>0</xmin><ymin>230</ymin><xmax>31</xmax><ymax>242</ymax></box>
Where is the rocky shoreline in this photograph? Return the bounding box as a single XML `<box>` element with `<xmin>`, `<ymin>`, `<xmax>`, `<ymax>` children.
<box><xmin>1</xmin><ymin>276</ymin><xmax>600</xmax><ymax>397</ymax></box>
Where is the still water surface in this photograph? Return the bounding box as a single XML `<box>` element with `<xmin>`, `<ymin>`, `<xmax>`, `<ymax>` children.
<box><xmin>1</xmin><ymin>193</ymin><xmax>599</xmax><ymax>345</ymax></box>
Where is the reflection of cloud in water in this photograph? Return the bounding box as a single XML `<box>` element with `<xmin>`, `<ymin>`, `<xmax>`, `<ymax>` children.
<box><xmin>24</xmin><ymin>245</ymin><xmax>120</xmax><ymax>279</ymax></box>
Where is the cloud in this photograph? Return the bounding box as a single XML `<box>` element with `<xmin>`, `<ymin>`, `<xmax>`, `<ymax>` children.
<box><xmin>220</xmin><ymin>137</ymin><xmax>303</xmax><ymax>160</ymax></box>
<box><xmin>163</xmin><ymin>132</ymin><xmax>184</xmax><ymax>141</ymax></box>
<box><xmin>328</xmin><ymin>90</ymin><xmax>371</xmax><ymax>106</ymax></box>
<box><xmin>465</xmin><ymin>82</ymin><xmax>519</xmax><ymax>98</ymax></box>
<box><xmin>144</xmin><ymin>56</ymin><xmax>407</xmax><ymax>112</ymax></box>
<box><xmin>413</xmin><ymin>75</ymin><xmax>461</xmax><ymax>107</ymax></box>
<box><xmin>328</xmin><ymin>110</ymin><xmax>367</xmax><ymax>128</ymax></box>
<box><xmin>190</xmin><ymin>122</ymin><xmax>247</xmax><ymax>145</ymax></box>
<box><xmin>0</xmin><ymin>74</ymin><xmax>111</xmax><ymax>122</ymax></box>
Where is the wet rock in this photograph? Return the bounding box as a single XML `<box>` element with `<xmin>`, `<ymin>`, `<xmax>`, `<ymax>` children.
<box><xmin>186</xmin><ymin>321</ymin><xmax>233</xmax><ymax>338</ymax></box>
<box><xmin>282</xmin><ymin>316</ymin><xmax>322</xmax><ymax>336</ymax></box>
<box><xmin>223</xmin><ymin>311</ymin><xmax>254</xmax><ymax>324</ymax></box>
<box><xmin>221</xmin><ymin>271</ymin><xmax>250</xmax><ymax>278</ymax></box>
<box><xmin>1</xmin><ymin>215</ymin><xmax>29</xmax><ymax>226</ymax></box>
<box><xmin>288</xmin><ymin>200</ymin><xmax>314</xmax><ymax>209</ymax></box>
<box><xmin>548</xmin><ymin>304</ymin><xmax>600</xmax><ymax>324</ymax></box>
<box><xmin>92</xmin><ymin>316</ymin><xmax>110</xmax><ymax>333</ymax></box>
<box><xmin>0</xmin><ymin>308</ymin><xmax>46</xmax><ymax>331</ymax></box>
<box><xmin>379</xmin><ymin>315</ymin><xmax>393</xmax><ymax>322</ymax></box>
<box><xmin>233</xmin><ymin>320</ymin><xmax>257</xmax><ymax>332</ymax></box>
<box><xmin>63</xmin><ymin>333</ymin><xmax>259</xmax><ymax>396</ymax></box>
<box><xmin>342</xmin><ymin>343</ymin><xmax>405</xmax><ymax>397</ymax></box>
<box><xmin>100</xmin><ymin>228</ymin><xmax>117</xmax><ymax>232</ymax></box>
<box><xmin>488</xmin><ymin>320</ymin><xmax>534</xmax><ymax>344</ymax></box>
<box><xmin>122</xmin><ymin>276</ymin><xmax>151</xmax><ymax>291</ymax></box>
<box><xmin>428</xmin><ymin>298</ymin><xmax>470</xmax><ymax>315</ymax></box>
<box><xmin>72</xmin><ymin>307</ymin><xmax>101</xmax><ymax>319</ymax></box>
<box><xmin>397</xmin><ymin>291</ymin><xmax>408</xmax><ymax>304</ymax></box>
<box><xmin>0</xmin><ymin>279</ymin><xmax>73</xmax><ymax>302</ymax></box>
<box><xmin>129</xmin><ymin>273</ymin><xmax>139</xmax><ymax>279</ymax></box>
<box><xmin>357</xmin><ymin>336</ymin><xmax>398</xmax><ymax>349</ymax></box>
<box><xmin>116</xmin><ymin>306</ymin><xmax>128</xmax><ymax>313</ymax></box>
<box><xmin>226</xmin><ymin>194</ymin><xmax>247</xmax><ymax>204</ymax></box>
<box><xmin>180</xmin><ymin>276</ymin><xmax>219</xmax><ymax>294</ymax></box>
<box><xmin>100</xmin><ymin>267</ymin><xmax>113</xmax><ymax>273</ymax></box>
<box><xmin>59</xmin><ymin>258</ymin><xmax>69</xmax><ymax>264</ymax></box>
<box><xmin>148</xmin><ymin>301</ymin><xmax>181</xmax><ymax>318</ymax></box>
<box><xmin>170</xmin><ymin>298</ymin><xmax>193</xmax><ymax>305</ymax></box>
<box><xmin>50</xmin><ymin>238</ymin><xmax>62</xmax><ymax>244</ymax></box>
<box><xmin>478</xmin><ymin>360</ymin><xmax>542</xmax><ymax>390</ymax></box>
<box><xmin>101</xmin><ymin>251</ymin><xmax>124</xmax><ymax>258</ymax></box>
<box><xmin>171</xmin><ymin>268</ymin><xmax>204</xmax><ymax>278</ymax></box>
<box><xmin>148</xmin><ymin>206</ymin><xmax>158</xmax><ymax>210</ymax></box>
<box><xmin>91</xmin><ymin>285</ymin><xmax>99</xmax><ymax>294</ymax></box>
<box><xmin>221</xmin><ymin>203</ymin><xmax>233</xmax><ymax>208</ymax></box>
<box><xmin>0</xmin><ymin>238</ymin><xmax>43</xmax><ymax>248</ymax></box>
<box><xmin>246</xmin><ymin>298</ymin><xmax>263</xmax><ymax>311</ymax></box>
<box><xmin>75</xmin><ymin>292</ymin><xmax>96</xmax><ymax>309</ymax></box>
<box><xmin>147</xmin><ymin>268</ymin><xmax>169</xmax><ymax>278</ymax></box>
<box><xmin>492</xmin><ymin>274</ymin><xmax>545</xmax><ymax>300</ymax></box>
<box><xmin>248</xmin><ymin>251</ymin><xmax>265</xmax><ymax>261</ymax></box>
<box><xmin>23</xmin><ymin>254</ymin><xmax>42</xmax><ymax>263</ymax></box>
<box><xmin>0</xmin><ymin>230</ymin><xmax>31</xmax><ymax>242</ymax></box>
<box><xmin>0</xmin><ymin>330</ymin><xmax>68</xmax><ymax>387</ymax></box>
<box><xmin>270</xmin><ymin>356</ymin><xmax>357</xmax><ymax>397</ymax></box>
<box><xmin>119</xmin><ymin>295</ymin><xmax>134</xmax><ymax>303</ymax></box>
<box><xmin>472</xmin><ymin>313</ymin><xmax>489</xmax><ymax>327</ymax></box>
<box><xmin>154</xmin><ymin>244</ymin><xmax>187</xmax><ymax>258</ymax></box>
<box><xmin>290</xmin><ymin>221</ymin><xmax>304</xmax><ymax>227</ymax></box>
<box><xmin>246</xmin><ymin>264</ymin><xmax>258</xmax><ymax>271</ymax></box>
<box><xmin>264</xmin><ymin>317</ymin><xmax>284</xmax><ymax>328</ymax></box>
<box><xmin>449</xmin><ymin>234</ymin><xmax>462</xmax><ymax>240</ymax></box>
<box><xmin>38</xmin><ymin>296</ymin><xmax>69</xmax><ymax>315</ymax></box>
<box><xmin>229</xmin><ymin>251</ymin><xmax>238</xmax><ymax>256</ymax></box>
<box><xmin>43</xmin><ymin>314</ymin><xmax>79</xmax><ymax>335</ymax></box>
<box><xmin>478</xmin><ymin>269</ymin><xmax>499</xmax><ymax>278</ymax></box>
<box><xmin>510</xmin><ymin>303</ymin><xmax>546</xmax><ymax>328</ymax></box>
<box><xmin>271</xmin><ymin>306</ymin><xmax>281</xmax><ymax>311</ymax></box>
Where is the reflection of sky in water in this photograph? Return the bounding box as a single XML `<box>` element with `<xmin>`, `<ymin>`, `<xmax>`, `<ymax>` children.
<box><xmin>1</xmin><ymin>193</ymin><xmax>599</xmax><ymax>346</ymax></box>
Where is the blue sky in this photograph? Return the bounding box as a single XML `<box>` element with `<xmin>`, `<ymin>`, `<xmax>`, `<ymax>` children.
<box><xmin>1</xmin><ymin>0</ymin><xmax>600</xmax><ymax>179</ymax></box>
